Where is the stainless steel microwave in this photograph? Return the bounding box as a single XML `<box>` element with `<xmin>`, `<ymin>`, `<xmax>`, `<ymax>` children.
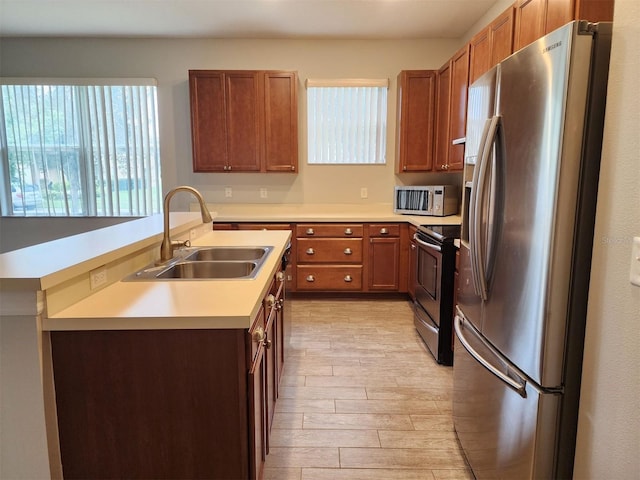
<box><xmin>394</xmin><ymin>185</ymin><xmax>459</xmax><ymax>216</ymax></box>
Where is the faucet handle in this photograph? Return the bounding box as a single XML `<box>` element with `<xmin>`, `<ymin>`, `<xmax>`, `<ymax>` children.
<box><xmin>172</xmin><ymin>239</ymin><xmax>191</xmax><ymax>249</ymax></box>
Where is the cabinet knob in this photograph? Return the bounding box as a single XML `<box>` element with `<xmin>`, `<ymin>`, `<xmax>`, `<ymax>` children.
<box><xmin>266</xmin><ymin>294</ymin><xmax>276</xmax><ymax>307</ymax></box>
<box><xmin>306</xmin><ymin>247</ymin><xmax>315</xmax><ymax>255</ymax></box>
<box><xmin>443</xmin><ymin>164</ymin><xmax>449</xmax><ymax>170</ymax></box>
<box><xmin>380</xmin><ymin>228</ymin><xmax>389</xmax><ymax>235</ymax></box>
<box><xmin>290</xmin><ymin>165</ymin><xmax>295</xmax><ymax>171</ymax></box>
<box><xmin>228</xmin><ymin>165</ymin><xmax>232</xmax><ymax>171</ymax></box>
<box><xmin>344</xmin><ymin>275</ymin><xmax>352</xmax><ymax>283</ymax></box>
<box><xmin>344</xmin><ymin>228</ymin><xmax>353</xmax><ymax>235</ymax></box>
<box><xmin>343</xmin><ymin>248</ymin><xmax>352</xmax><ymax>255</ymax></box>
<box><xmin>276</xmin><ymin>271</ymin><xmax>285</xmax><ymax>282</ymax></box>
<box><xmin>306</xmin><ymin>275</ymin><xmax>315</xmax><ymax>282</ymax></box>
<box><xmin>411</xmin><ymin>244</ymin><xmax>416</xmax><ymax>250</ymax></box>
<box><xmin>306</xmin><ymin>228</ymin><xmax>314</xmax><ymax>235</ymax></box>
<box><xmin>253</xmin><ymin>326</ymin><xmax>265</xmax><ymax>343</ymax></box>
<box><xmin>263</xmin><ymin>339</ymin><xmax>273</xmax><ymax>349</ymax></box>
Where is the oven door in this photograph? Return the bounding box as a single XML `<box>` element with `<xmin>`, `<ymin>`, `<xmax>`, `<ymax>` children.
<box><xmin>414</xmin><ymin>232</ymin><xmax>443</xmax><ymax>327</ymax></box>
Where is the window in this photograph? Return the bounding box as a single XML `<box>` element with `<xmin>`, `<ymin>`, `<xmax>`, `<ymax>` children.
<box><xmin>0</xmin><ymin>78</ymin><xmax>162</xmax><ymax>216</ymax></box>
<box><xmin>306</xmin><ymin>79</ymin><xmax>388</xmax><ymax>165</ymax></box>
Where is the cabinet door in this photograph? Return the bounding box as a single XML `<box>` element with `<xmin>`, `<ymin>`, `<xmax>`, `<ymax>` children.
<box><xmin>434</xmin><ymin>62</ymin><xmax>451</xmax><ymax>172</ymax></box>
<box><xmin>226</xmin><ymin>72</ymin><xmax>262</xmax><ymax>172</ymax></box>
<box><xmin>249</xmin><ymin>344</ymin><xmax>266</xmax><ymax>480</ymax></box>
<box><xmin>368</xmin><ymin>237</ymin><xmax>401</xmax><ymax>291</ymax></box>
<box><xmin>546</xmin><ymin>0</ymin><xmax>574</xmax><ymax>34</ymax></box>
<box><xmin>395</xmin><ymin>70</ymin><xmax>436</xmax><ymax>172</ymax></box>
<box><xmin>448</xmin><ymin>45</ymin><xmax>470</xmax><ymax>171</ymax></box>
<box><xmin>264</xmin><ymin>72</ymin><xmax>298</xmax><ymax>172</ymax></box>
<box><xmin>469</xmin><ymin>26</ymin><xmax>491</xmax><ymax>86</ymax></box>
<box><xmin>264</xmin><ymin>306</ymin><xmax>276</xmax><ymax>448</ymax></box>
<box><xmin>490</xmin><ymin>6</ymin><xmax>515</xmax><ymax>66</ymax></box>
<box><xmin>514</xmin><ymin>0</ymin><xmax>546</xmax><ymax>51</ymax></box>
<box><xmin>189</xmin><ymin>71</ymin><xmax>228</xmax><ymax>172</ymax></box>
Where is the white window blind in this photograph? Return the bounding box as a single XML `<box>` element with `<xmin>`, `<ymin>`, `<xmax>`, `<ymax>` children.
<box><xmin>0</xmin><ymin>79</ymin><xmax>162</xmax><ymax>216</ymax></box>
<box><xmin>307</xmin><ymin>79</ymin><xmax>388</xmax><ymax>165</ymax></box>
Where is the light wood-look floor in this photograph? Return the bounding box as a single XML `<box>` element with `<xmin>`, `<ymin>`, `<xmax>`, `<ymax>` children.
<box><xmin>264</xmin><ymin>298</ymin><xmax>473</xmax><ymax>480</ymax></box>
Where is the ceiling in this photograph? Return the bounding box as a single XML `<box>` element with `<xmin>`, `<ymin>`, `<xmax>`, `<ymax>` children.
<box><xmin>0</xmin><ymin>0</ymin><xmax>500</xmax><ymax>39</ymax></box>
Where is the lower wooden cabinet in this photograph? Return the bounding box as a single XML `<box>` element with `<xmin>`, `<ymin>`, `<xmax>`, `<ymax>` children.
<box><xmin>368</xmin><ymin>224</ymin><xmax>402</xmax><ymax>291</ymax></box>
<box><xmin>50</xmin><ymin>270</ymin><xmax>286</xmax><ymax>480</ymax></box>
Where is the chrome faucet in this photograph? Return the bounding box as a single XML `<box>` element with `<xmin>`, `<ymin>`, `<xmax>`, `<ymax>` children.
<box><xmin>159</xmin><ymin>186</ymin><xmax>213</xmax><ymax>262</ymax></box>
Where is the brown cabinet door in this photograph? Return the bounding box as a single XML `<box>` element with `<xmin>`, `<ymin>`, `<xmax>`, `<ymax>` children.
<box><xmin>490</xmin><ymin>5</ymin><xmax>515</xmax><ymax>66</ymax></box>
<box><xmin>395</xmin><ymin>70</ymin><xmax>436</xmax><ymax>172</ymax></box>
<box><xmin>434</xmin><ymin>61</ymin><xmax>451</xmax><ymax>172</ymax></box>
<box><xmin>514</xmin><ymin>0</ymin><xmax>547</xmax><ymax>51</ymax></box>
<box><xmin>264</xmin><ymin>306</ymin><xmax>276</xmax><ymax>450</ymax></box>
<box><xmin>225</xmin><ymin>72</ymin><xmax>262</xmax><ymax>172</ymax></box>
<box><xmin>448</xmin><ymin>45</ymin><xmax>470</xmax><ymax>171</ymax></box>
<box><xmin>368</xmin><ymin>237</ymin><xmax>401</xmax><ymax>291</ymax></box>
<box><xmin>189</xmin><ymin>71</ymin><xmax>228</xmax><ymax>172</ymax></box>
<box><xmin>469</xmin><ymin>26</ymin><xmax>491</xmax><ymax>86</ymax></box>
<box><xmin>575</xmin><ymin>0</ymin><xmax>614</xmax><ymax>22</ymax></box>
<box><xmin>264</xmin><ymin>72</ymin><xmax>298</xmax><ymax>172</ymax></box>
<box><xmin>546</xmin><ymin>0</ymin><xmax>575</xmax><ymax>33</ymax></box>
<box><xmin>249</xmin><ymin>343</ymin><xmax>266</xmax><ymax>480</ymax></box>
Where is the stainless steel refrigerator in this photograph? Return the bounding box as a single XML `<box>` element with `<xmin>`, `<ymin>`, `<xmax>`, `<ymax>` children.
<box><xmin>454</xmin><ymin>21</ymin><xmax>612</xmax><ymax>479</ymax></box>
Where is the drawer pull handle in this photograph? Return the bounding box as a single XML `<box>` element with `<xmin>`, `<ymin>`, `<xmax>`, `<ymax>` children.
<box><xmin>344</xmin><ymin>248</ymin><xmax>352</xmax><ymax>255</ymax></box>
<box><xmin>276</xmin><ymin>271</ymin><xmax>285</xmax><ymax>282</ymax></box>
<box><xmin>264</xmin><ymin>339</ymin><xmax>273</xmax><ymax>349</ymax></box>
<box><xmin>253</xmin><ymin>326</ymin><xmax>265</xmax><ymax>343</ymax></box>
<box><xmin>344</xmin><ymin>275</ymin><xmax>353</xmax><ymax>283</ymax></box>
<box><xmin>306</xmin><ymin>228</ymin><xmax>315</xmax><ymax>235</ymax></box>
<box><xmin>344</xmin><ymin>228</ymin><xmax>353</xmax><ymax>235</ymax></box>
<box><xmin>380</xmin><ymin>228</ymin><xmax>389</xmax><ymax>235</ymax></box>
<box><xmin>306</xmin><ymin>248</ymin><xmax>315</xmax><ymax>255</ymax></box>
<box><xmin>306</xmin><ymin>275</ymin><xmax>315</xmax><ymax>282</ymax></box>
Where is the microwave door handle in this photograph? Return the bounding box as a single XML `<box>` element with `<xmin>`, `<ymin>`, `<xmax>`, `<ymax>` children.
<box><xmin>454</xmin><ymin>313</ymin><xmax>527</xmax><ymax>398</ymax></box>
<box><xmin>413</xmin><ymin>233</ymin><xmax>442</xmax><ymax>252</ymax></box>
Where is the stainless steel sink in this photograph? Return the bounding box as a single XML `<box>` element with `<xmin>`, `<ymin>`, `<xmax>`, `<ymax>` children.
<box><xmin>124</xmin><ymin>245</ymin><xmax>273</xmax><ymax>281</ymax></box>
<box><xmin>183</xmin><ymin>246</ymin><xmax>271</xmax><ymax>262</ymax></box>
<box><xmin>156</xmin><ymin>261</ymin><xmax>258</xmax><ymax>279</ymax></box>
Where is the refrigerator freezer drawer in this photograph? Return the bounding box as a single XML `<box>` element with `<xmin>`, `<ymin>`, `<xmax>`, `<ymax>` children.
<box><xmin>453</xmin><ymin>314</ymin><xmax>561</xmax><ymax>479</ymax></box>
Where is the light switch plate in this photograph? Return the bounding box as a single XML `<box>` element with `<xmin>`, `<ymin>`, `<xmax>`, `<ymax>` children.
<box><xmin>631</xmin><ymin>237</ymin><xmax>640</xmax><ymax>287</ymax></box>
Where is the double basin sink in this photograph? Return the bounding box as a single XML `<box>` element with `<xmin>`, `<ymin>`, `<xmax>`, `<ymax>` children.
<box><xmin>126</xmin><ymin>246</ymin><xmax>273</xmax><ymax>280</ymax></box>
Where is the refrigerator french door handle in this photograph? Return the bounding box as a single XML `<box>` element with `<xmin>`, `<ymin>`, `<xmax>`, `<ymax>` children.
<box><xmin>454</xmin><ymin>312</ymin><xmax>527</xmax><ymax>398</ymax></box>
<box><xmin>413</xmin><ymin>233</ymin><xmax>442</xmax><ymax>252</ymax></box>
<box><xmin>472</xmin><ymin>115</ymin><xmax>500</xmax><ymax>301</ymax></box>
<box><xmin>469</xmin><ymin>118</ymin><xmax>492</xmax><ymax>297</ymax></box>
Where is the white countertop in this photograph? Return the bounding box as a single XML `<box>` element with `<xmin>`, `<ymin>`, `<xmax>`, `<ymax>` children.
<box><xmin>204</xmin><ymin>203</ymin><xmax>462</xmax><ymax>226</ymax></box>
<box><xmin>43</xmin><ymin>229</ymin><xmax>291</xmax><ymax>331</ymax></box>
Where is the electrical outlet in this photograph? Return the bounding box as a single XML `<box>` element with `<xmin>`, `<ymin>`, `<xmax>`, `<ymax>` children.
<box><xmin>260</xmin><ymin>188</ymin><xmax>268</xmax><ymax>199</ymax></box>
<box><xmin>360</xmin><ymin>187</ymin><xmax>368</xmax><ymax>199</ymax></box>
<box><xmin>190</xmin><ymin>228</ymin><xmax>197</xmax><ymax>240</ymax></box>
<box><xmin>225</xmin><ymin>187</ymin><xmax>232</xmax><ymax>198</ymax></box>
<box><xmin>90</xmin><ymin>267</ymin><xmax>108</xmax><ymax>290</ymax></box>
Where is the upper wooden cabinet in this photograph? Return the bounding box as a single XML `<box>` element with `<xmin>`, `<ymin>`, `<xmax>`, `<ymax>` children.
<box><xmin>469</xmin><ymin>5</ymin><xmax>515</xmax><ymax>85</ymax></box>
<box><xmin>434</xmin><ymin>61</ymin><xmax>451</xmax><ymax>172</ymax></box>
<box><xmin>447</xmin><ymin>44</ymin><xmax>470</xmax><ymax>171</ymax></box>
<box><xmin>395</xmin><ymin>70</ymin><xmax>437</xmax><ymax>173</ymax></box>
<box><xmin>189</xmin><ymin>70</ymin><xmax>299</xmax><ymax>173</ymax></box>
<box><xmin>514</xmin><ymin>0</ymin><xmax>614</xmax><ymax>51</ymax></box>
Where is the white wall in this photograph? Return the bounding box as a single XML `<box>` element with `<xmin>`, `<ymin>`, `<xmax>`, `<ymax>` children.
<box><xmin>575</xmin><ymin>1</ymin><xmax>640</xmax><ymax>478</ymax></box>
<box><xmin>0</xmin><ymin>37</ymin><xmax>460</xmax><ymax>210</ymax></box>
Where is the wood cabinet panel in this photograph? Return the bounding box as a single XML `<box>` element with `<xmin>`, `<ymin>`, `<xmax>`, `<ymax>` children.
<box><xmin>434</xmin><ymin>61</ymin><xmax>451</xmax><ymax>172</ymax></box>
<box><xmin>368</xmin><ymin>237</ymin><xmax>401</xmax><ymax>290</ymax></box>
<box><xmin>225</xmin><ymin>72</ymin><xmax>262</xmax><ymax>172</ymax></box>
<box><xmin>395</xmin><ymin>70</ymin><xmax>437</xmax><ymax>172</ymax></box>
<box><xmin>490</xmin><ymin>6</ymin><xmax>516</xmax><ymax>66</ymax></box>
<box><xmin>546</xmin><ymin>0</ymin><xmax>575</xmax><ymax>33</ymax></box>
<box><xmin>189</xmin><ymin>71</ymin><xmax>228</xmax><ymax>172</ymax></box>
<box><xmin>249</xmin><ymin>342</ymin><xmax>266</xmax><ymax>480</ymax></box>
<box><xmin>296</xmin><ymin>224</ymin><xmax>363</xmax><ymax>238</ymax></box>
<box><xmin>448</xmin><ymin>45</ymin><xmax>470</xmax><ymax>171</ymax></box>
<box><xmin>297</xmin><ymin>265</ymin><xmax>363</xmax><ymax>291</ymax></box>
<box><xmin>469</xmin><ymin>27</ymin><xmax>492</xmax><ymax>86</ymax></box>
<box><xmin>264</xmin><ymin>72</ymin><xmax>298</xmax><ymax>172</ymax></box>
<box><xmin>297</xmin><ymin>238</ymin><xmax>363</xmax><ymax>263</ymax></box>
<box><xmin>515</xmin><ymin>0</ymin><xmax>547</xmax><ymax>51</ymax></box>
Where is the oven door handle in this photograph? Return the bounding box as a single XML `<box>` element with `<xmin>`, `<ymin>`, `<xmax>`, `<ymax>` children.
<box><xmin>413</xmin><ymin>233</ymin><xmax>442</xmax><ymax>252</ymax></box>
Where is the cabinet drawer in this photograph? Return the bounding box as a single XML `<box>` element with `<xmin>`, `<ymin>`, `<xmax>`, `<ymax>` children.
<box><xmin>296</xmin><ymin>266</ymin><xmax>363</xmax><ymax>290</ymax></box>
<box><xmin>368</xmin><ymin>224</ymin><xmax>401</xmax><ymax>237</ymax></box>
<box><xmin>296</xmin><ymin>224</ymin><xmax>363</xmax><ymax>238</ymax></box>
<box><xmin>297</xmin><ymin>238</ymin><xmax>362</xmax><ymax>263</ymax></box>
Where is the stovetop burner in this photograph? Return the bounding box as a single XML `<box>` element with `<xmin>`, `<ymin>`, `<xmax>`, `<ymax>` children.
<box><xmin>418</xmin><ymin>224</ymin><xmax>461</xmax><ymax>243</ymax></box>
